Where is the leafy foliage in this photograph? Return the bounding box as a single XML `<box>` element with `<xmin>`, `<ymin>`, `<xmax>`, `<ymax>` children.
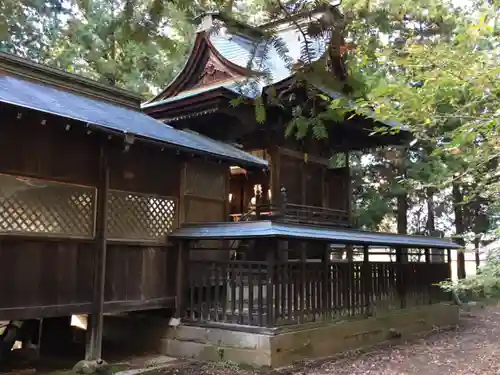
<box><xmin>441</xmin><ymin>244</ymin><xmax>500</xmax><ymax>299</ymax></box>
<box><xmin>44</xmin><ymin>0</ymin><xmax>195</xmax><ymax>96</ymax></box>
<box><xmin>0</xmin><ymin>0</ymin><xmax>67</xmax><ymax>61</ymax></box>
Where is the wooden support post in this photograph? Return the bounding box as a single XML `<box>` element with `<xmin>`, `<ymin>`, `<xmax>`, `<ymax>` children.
<box><xmin>362</xmin><ymin>245</ymin><xmax>372</xmax><ymax>316</ymax></box>
<box><xmin>175</xmin><ymin>240</ymin><xmax>187</xmax><ymax>318</ymax></box>
<box><xmin>270</xmin><ymin>147</ymin><xmax>281</xmax><ymax>204</ymax></box>
<box><xmin>85</xmin><ymin>139</ymin><xmax>109</xmax><ymax>361</ymax></box>
<box><xmin>344</xmin><ymin>151</ymin><xmax>352</xmax><ymax>226</ymax></box>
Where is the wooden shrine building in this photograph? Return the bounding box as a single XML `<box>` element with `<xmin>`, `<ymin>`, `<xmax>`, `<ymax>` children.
<box><xmin>142</xmin><ymin>12</ymin><xmax>410</xmax><ymax>226</ymax></box>
<box><xmin>142</xmin><ymin>12</ymin><xmax>462</xmax><ymax>367</ymax></box>
<box><xmin>0</xmin><ymin>10</ymin><xmax>461</xmax><ymax>370</ymax></box>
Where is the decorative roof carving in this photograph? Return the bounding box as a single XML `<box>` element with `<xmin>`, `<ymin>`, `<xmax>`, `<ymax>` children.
<box><xmin>192</xmin><ymin>57</ymin><xmax>235</xmax><ymax>88</ymax></box>
<box><xmin>145</xmin><ymin>32</ymin><xmax>257</xmax><ymax>104</ymax></box>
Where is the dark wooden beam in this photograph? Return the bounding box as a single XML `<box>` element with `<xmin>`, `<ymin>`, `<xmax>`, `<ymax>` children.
<box><xmin>85</xmin><ymin>137</ymin><xmax>109</xmax><ymax>361</ymax></box>
<box><xmin>0</xmin><ymin>298</ymin><xmax>176</xmax><ymax>321</ymax></box>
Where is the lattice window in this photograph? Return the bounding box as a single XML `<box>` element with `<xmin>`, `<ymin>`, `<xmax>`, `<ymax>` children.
<box><xmin>107</xmin><ymin>190</ymin><xmax>177</xmax><ymax>242</ymax></box>
<box><xmin>184</xmin><ymin>163</ymin><xmax>226</xmax><ymax>200</ymax></box>
<box><xmin>0</xmin><ymin>173</ymin><xmax>96</xmax><ymax>238</ymax></box>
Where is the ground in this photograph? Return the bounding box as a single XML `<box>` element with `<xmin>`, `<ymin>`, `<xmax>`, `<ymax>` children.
<box><xmin>151</xmin><ymin>305</ymin><xmax>500</xmax><ymax>375</ymax></box>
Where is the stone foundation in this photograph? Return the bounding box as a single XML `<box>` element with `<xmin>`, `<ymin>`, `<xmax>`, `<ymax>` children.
<box><xmin>162</xmin><ymin>303</ymin><xmax>459</xmax><ymax>367</ymax></box>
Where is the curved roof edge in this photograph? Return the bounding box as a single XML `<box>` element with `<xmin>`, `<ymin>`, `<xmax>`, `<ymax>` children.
<box><xmin>170</xmin><ymin>220</ymin><xmax>461</xmax><ymax>249</ymax></box>
<box><xmin>146</xmin><ymin>31</ymin><xmax>259</xmax><ymax>105</ymax></box>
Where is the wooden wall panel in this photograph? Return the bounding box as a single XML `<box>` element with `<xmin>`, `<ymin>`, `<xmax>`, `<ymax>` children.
<box><xmin>0</xmin><ymin>238</ymin><xmax>95</xmax><ymax>319</ymax></box>
<box><xmin>326</xmin><ymin>167</ymin><xmax>349</xmax><ymax>211</ymax></box>
<box><xmin>0</xmin><ymin>107</ymin><xmax>180</xmax><ymax>320</ymax></box>
<box><xmin>279</xmin><ymin>154</ymin><xmax>302</xmax><ymax>204</ymax></box>
<box><xmin>104</xmin><ymin>245</ymin><xmax>173</xmax><ymax>302</ymax></box>
<box><xmin>0</xmin><ymin>240</ymin><xmax>176</xmax><ymax>320</ymax></box>
<box><xmin>0</xmin><ymin>108</ymin><xmax>99</xmax><ymax>186</ymax></box>
<box><xmin>109</xmin><ymin>142</ymin><xmax>180</xmax><ymax>197</ymax></box>
<box><xmin>184</xmin><ymin>198</ymin><xmax>225</xmax><ymax>223</ymax></box>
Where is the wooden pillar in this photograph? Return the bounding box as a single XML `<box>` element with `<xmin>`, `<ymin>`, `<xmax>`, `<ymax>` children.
<box><xmin>175</xmin><ymin>240</ymin><xmax>187</xmax><ymax>318</ymax></box>
<box><xmin>345</xmin><ymin>151</ymin><xmax>352</xmax><ymax>226</ymax></box>
<box><xmin>85</xmin><ymin>139</ymin><xmax>109</xmax><ymax>361</ymax></box>
<box><xmin>178</xmin><ymin>162</ymin><xmax>187</xmax><ymax>226</ymax></box>
<box><xmin>321</xmin><ymin>165</ymin><xmax>328</xmax><ymax>209</ymax></box>
<box><xmin>269</xmin><ymin>147</ymin><xmax>281</xmax><ymax>204</ymax></box>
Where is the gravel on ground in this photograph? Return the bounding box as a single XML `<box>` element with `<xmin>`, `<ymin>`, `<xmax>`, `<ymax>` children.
<box><xmin>151</xmin><ymin>306</ymin><xmax>500</xmax><ymax>375</ymax></box>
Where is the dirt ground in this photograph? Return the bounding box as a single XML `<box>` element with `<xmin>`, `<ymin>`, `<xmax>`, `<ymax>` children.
<box><xmin>153</xmin><ymin>306</ymin><xmax>500</xmax><ymax>375</ymax></box>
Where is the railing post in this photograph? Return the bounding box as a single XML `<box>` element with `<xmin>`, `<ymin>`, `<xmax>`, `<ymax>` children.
<box><xmin>396</xmin><ymin>246</ymin><xmax>407</xmax><ymax>309</ymax></box>
<box><xmin>175</xmin><ymin>240</ymin><xmax>187</xmax><ymax>318</ymax></box>
<box><xmin>279</xmin><ymin>186</ymin><xmax>287</xmax><ymax>218</ymax></box>
<box><xmin>322</xmin><ymin>245</ymin><xmax>330</xmax><ymax>321</ymax></box>
<box><xmin>446</xmin><ymin>247</ymin><xmax>452</xmax><ymax>279</ymax></box>
<box><xmin>266</xmin><ymin>242</ymin><xmax>275</xmax><ymax>327</ymax></box>
<box><xmin>424</xmin><ymin>248</ymin><xmax>431</xmax><ymax>304</ymax></box>
<box><xmin>362</xmin><ymin>245</ymin><xmax>372</xmax><ymax>316</ymax></box>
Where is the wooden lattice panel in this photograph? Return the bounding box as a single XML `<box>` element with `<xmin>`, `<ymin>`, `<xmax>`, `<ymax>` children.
<box><xmin>0</xmin><ymin>174</ymin><xmax>95</xmax><ymax>238</ymax></box>
<box><xmin>107</xmin><ymin>190</ymin><xmax>177</xmax><ymax>242</ymax></box>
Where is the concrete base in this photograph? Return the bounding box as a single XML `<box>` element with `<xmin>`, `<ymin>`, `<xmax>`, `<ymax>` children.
<box><xmin>162</xmin><ymin>303</ymin><xmax>459</xmax><ymax>367</ymax></box>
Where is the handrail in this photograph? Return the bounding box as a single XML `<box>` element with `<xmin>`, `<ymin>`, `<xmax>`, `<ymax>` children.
<box><xmin>228</xmin><ymin>187</ymin><xmax>350</xmax><ymax>228</ymax></box>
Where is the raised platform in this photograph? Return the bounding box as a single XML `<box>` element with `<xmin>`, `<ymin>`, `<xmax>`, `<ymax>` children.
<box><xmin>162</xmin><ymin>303</ymin><xmax>459</xmax><ymax>367</ymax></box>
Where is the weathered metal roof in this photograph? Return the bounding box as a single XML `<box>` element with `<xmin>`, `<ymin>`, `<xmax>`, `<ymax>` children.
<box><xmin>0</xmin><ymin>73</ymin><xmax>268</xmax><ymax>169</ymax></box>
<box><xmin>209</xmin><ymin>28</ymin><xmax>327</xmax><ymax>84</ymax></box>
<box><xmin>170</xmin><ymin>221</ymin><xmax>461</xmax><ymax>249</ymax></box>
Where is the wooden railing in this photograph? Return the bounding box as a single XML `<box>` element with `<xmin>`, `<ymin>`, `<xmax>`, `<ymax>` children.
<box><xmin>185</xmin><ymin>258</ymin><xmax>450</xmax><ymax>328</ymax></box>
<box><xmin>282</xmin><ymin>203</ymin><xmax>350</xmax><ymax>226</ymax></box>
<box><xmin>229</xmin><ymin>201</ymin><xmax>350</xmax><ymax>227</ymax></box>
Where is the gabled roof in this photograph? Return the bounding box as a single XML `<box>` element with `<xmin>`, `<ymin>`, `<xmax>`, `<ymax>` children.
<box><xmin>0</xmin><ymin>53</ymin><xmax>268</xmax><ymax>169</ymax></box>
<box><xmin>144</xmin><ymin>13</ymin><xmax>329</xmax><ymax>109</ymax></box>
<box><xmin>170</xmin><ymin>220</ymin><xmax>461</xmax><ymax>249</ymax></box>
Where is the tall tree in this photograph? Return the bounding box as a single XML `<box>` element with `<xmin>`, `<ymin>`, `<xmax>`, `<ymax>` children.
<box><xmin>45</xmin><ymin>0</ymin><xmax>195</xmax><ymax>96</ymax></box>
<box><xmin>0</xmin><ymin>0</ymin><xmax>67</xmax><ymax>61</ymax></box>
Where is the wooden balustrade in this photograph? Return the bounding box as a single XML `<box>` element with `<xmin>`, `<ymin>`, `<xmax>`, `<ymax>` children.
<box><xmin>184</xmin><ymin>257</ymin><xmax>451</xmax><ymax>328</ymax></box>
<box><xmin>229</xmin><ymin>203</ymin><xmax>350</xmax><ymax>227</ymax></box>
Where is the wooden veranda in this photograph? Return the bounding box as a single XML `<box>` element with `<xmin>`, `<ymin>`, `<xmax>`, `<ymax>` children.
<box><xmin>171</xmin><ymin>205</ymin><xmax>459</xmax><ymax>332</ymax></box>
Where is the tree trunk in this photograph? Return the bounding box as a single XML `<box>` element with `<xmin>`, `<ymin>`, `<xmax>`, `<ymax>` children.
<box><xmin>452</xmin><ymin>183</ymin><xmax>466</xmax><ymax>279</ymax></box>
<box><xmin>474</xmin><ymin>236</ymin><xmax>480</xmax><ymax>270</ymax></box>
<box><xmin>426</xmin><ymin>189</ymin><xmax>435</xmax><ymax>235</ymax></box>
<box><xmin>397</xmin><ymin>149</ymin><xmax>408</xmax><ymax>235</ymax></box>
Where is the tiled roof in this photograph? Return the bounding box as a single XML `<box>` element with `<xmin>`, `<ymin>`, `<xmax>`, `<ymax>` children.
<box><xmin>0</xmin><ymin>73</ymin><xmax>268</xmax><ymax>169</ymax></box>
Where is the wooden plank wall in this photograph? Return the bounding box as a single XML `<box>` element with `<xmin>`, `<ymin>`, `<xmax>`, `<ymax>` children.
<box><xmin>0</xmin><ymin>106</ymin><xmax>179</xmax><ymax>320</ymax></box>
<box><xmin>180</xmin><ymin>159</ymin><xmax>229</xmax><ymax>262</ymax></box>
<box><xmin>276</xmin><ymin>147</ymin><xmax>350</xmax><ymax>213</ymax></box>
